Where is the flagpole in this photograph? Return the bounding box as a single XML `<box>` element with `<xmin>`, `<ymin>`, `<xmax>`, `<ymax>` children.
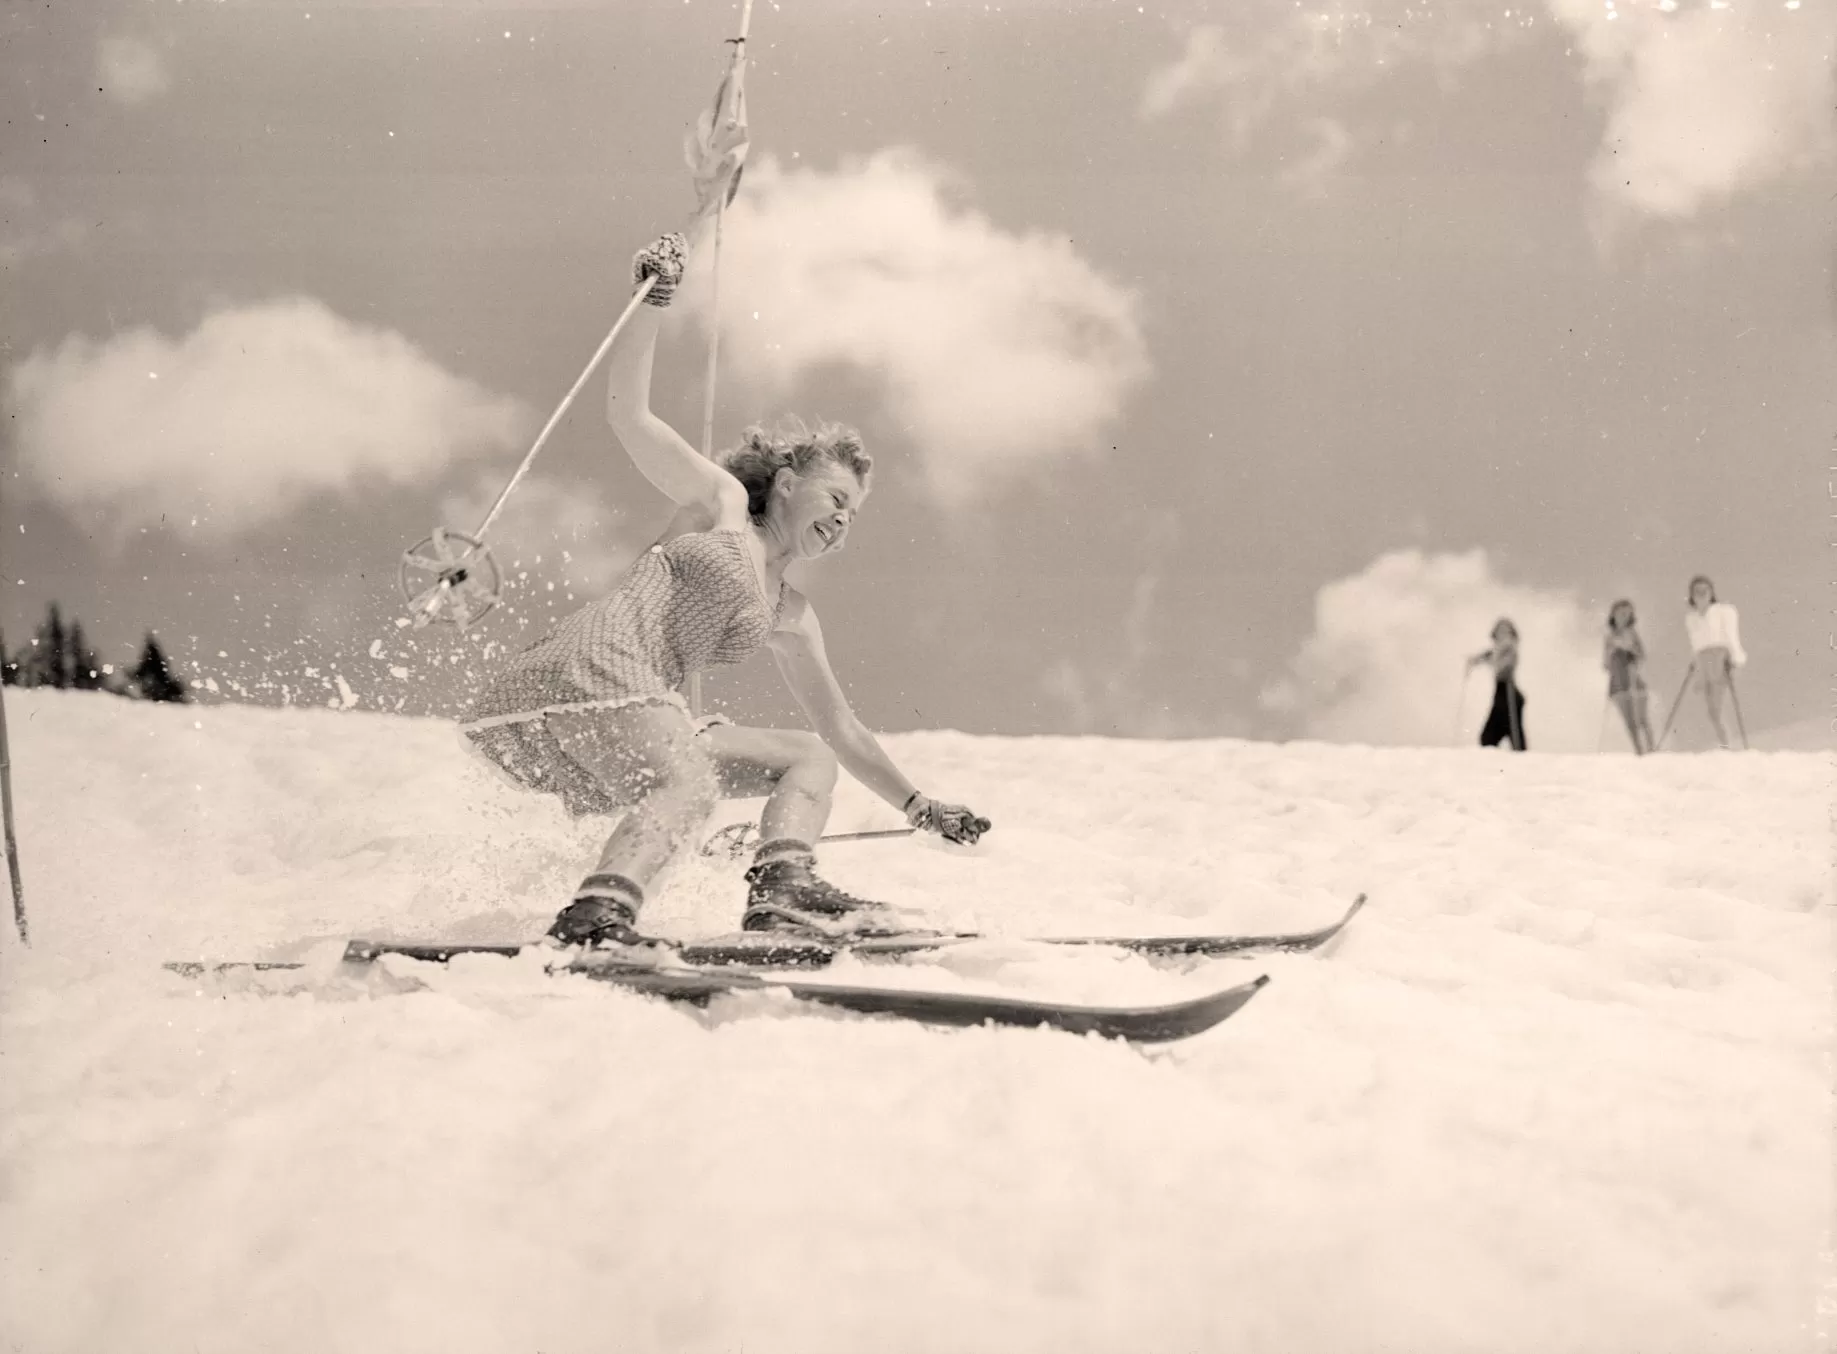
<box><xmin>689</xmin><ymin>0</ymin><xmax>754</xmax><ymax>719</ymax></box>
<box><xmin>699</xmin><ymin>0</ymin><xmax>753</xmax><ymax>459</ymax></box>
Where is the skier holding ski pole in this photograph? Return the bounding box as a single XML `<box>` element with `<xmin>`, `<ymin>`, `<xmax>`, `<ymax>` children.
<box><xmin>1466</xmin><ymin>618</ymin><xmax>1527</xmax><ymax>752</ymax></box>
<box><xmin>459</xmin><ymin>231</ymin><xmax>991</xmax><ymax>951</ymax></box>
<box><xmin>1681</xmin><ymin>574</ymin><xmax>1747</xmax><ymax>750</ymax></box>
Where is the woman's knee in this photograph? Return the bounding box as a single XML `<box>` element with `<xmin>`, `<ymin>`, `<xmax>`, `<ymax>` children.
<box><xmin>697</xmin><ymin>724</ymin><xmax>836</xmax><ymax>801</ymax></box>
<box><xmin>736</xmin><ymin>727</ymin><xmax>836</xmax><ymax>784</ymax></box>
<box><xmin>749</xmin><ymin>731</ymin><xmax>836</xmax><ymax>803</ymax></box>
<box><xmin>784</xmin><ymin>730</ymin><xmax>838</xmax><ymax>778</ymax></box>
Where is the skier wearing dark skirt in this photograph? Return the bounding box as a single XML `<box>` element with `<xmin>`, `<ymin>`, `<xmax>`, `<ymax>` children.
<box><xmin>1467</xmin><ymin>618</ymin><xmax>1526</xmax><ymax>752</ymax></box>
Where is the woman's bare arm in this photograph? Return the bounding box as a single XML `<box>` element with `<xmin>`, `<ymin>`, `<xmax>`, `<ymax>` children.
<box><xmin>604</xmin><ymin>239</ymin><xmax>747</xmax><ymax>524</ymax></box>
<box><xmin>766</xmin><ymin>593</ymin><xmax>920</xmax><ymax>811</ymax></box>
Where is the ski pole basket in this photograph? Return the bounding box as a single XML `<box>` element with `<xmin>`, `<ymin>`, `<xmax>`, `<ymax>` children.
<box><xmin>399</xmin><ymin>527</ymin><xmax>505</xmax><ymax>630</ymax></box>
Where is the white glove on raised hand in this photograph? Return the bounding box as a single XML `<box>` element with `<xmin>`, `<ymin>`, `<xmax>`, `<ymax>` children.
<box><xmin>631</xmin><ymin>232</ymin><xmax>689</xmax><ymax>308</ymax></box>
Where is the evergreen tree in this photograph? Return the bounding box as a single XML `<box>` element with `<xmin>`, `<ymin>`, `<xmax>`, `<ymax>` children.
<box><xmin>1</xmin><ymin>608</ymin><xmax>180</xmax><ymax>700</ymax></box>
<box><xmin>43</xmin><ymin>604</ymin><xmax>69</xmax><ymax>688</ymax></box>
<box><xmin>11</xmin><ymin>603</ymin><xmax>70</xmax><ymax>688</ymax></box>
<box><xmin>131</xmin><ymin>633</ymin><xmax>189</xmax><ymax>703</ymax></box>
<box><xmin>6</xmin><ymin>633</ymin><xmax>34</xmax><ymax>687</ymax></box>
<box><xmin>67</xmin><ymin>621</ymin><xmax>104</xmax><ymax>690</ymax></box>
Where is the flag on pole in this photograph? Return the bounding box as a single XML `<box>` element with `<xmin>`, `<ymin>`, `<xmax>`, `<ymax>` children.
<box><xmin>686</xmin><ymin>48</ymin><xmax>750</xmax><ymax>219</ymax></box>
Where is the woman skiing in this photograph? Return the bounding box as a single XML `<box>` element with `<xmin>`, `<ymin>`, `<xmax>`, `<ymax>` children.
<box><xmin>461</xmin><ymin>232</ymin><xmax>991</xmax><ymax>949</ymax></box>
<box><xmin>1466</xmin><ymin>618</ymin><xmax>1527</xmax><ymax>752</ymax></box>
<box><xmin>1602</xmin><ymin>600</ymin><xmax>1655</xmax><ymax>754</ymax></box>
<box><xmin>1682</xmin><ymin>574</ymin><xmax>1747</xmax><ymax>749</ymax></box>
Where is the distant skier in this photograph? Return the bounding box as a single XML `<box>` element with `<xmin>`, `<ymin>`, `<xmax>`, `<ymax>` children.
<box><xmin>1602</xmin><ymin>600</ymin><xmax>1655</xmax><ymax>754</ymax></box>
<box><xmin>1682</xmin><ymin>574</ymin><xmax>1747</xmax><ymax>749</ymax></box>
<box><xmin>1466</xmin><ymin>618</ymin><xmax>1527</xmax><ymax>751</ymax></box>
<box><xmin>460</xmin><ymin>231</ymin><xmax>990</xmax><ymax>949</ymax></box>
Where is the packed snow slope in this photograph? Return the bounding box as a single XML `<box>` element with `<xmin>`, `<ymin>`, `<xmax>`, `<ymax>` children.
<box><xmin>0</xmin><ymin>690</ymin><xmax>1830</xmax><ymax>1354</ymax></box>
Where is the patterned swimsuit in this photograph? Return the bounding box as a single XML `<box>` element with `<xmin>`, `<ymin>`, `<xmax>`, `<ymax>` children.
<box><xmin>461</xmin><ymin>528</ymin><xmax>783</xmax><ymax>815</ymax></box>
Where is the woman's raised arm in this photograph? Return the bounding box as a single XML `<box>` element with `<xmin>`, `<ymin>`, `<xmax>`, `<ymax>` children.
<box><xmin>604</xmin><ymin>233</ymin><xmax>747</xmax><ymax>522</ymax></box>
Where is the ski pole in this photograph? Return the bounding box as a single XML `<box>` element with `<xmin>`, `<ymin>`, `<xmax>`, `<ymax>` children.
<box><xmin>701</xmin><ymin>822</ymin><xmax>916</xmax><ymax>859</ymax></box>
<box><xmin>472</xmin><ymin>283</ymin><xmax>654</xmax><ymax>547</ymax></box>
<box><xmin>1596</xmin><ymin>692</ymin><xmax>1611</xmax><ymax>754</ymax></box>
<box><xmin>0</xmin><ymin>682</ymin><xmax>26</xmax><ymax>945</ymax></box>
<box><xmin>824</xmin><ymin>827</ymin><xmax>918</xmax><ymax>844</ymax></box>
<box><xmin>1654</xmin><ymin>659</ymin><xmax>1696</xmax><ymax>752</ymax></box>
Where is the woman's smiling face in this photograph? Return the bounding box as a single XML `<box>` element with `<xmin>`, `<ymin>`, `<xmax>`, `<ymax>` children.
<box><xmin>773</xmin><ymin>461</ymin><xmax>868</xmax><ymax>561</ymax></box>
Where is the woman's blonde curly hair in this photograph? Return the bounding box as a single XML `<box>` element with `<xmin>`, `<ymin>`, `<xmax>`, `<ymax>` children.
<box><xmin>717</xmin><ymin>419</ymin><xmax>872</xmax><ymax>521</ymax></box>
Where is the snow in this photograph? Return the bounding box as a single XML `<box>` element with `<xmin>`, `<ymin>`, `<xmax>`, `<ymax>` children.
<box><xmin>0</xmin><ymin>688</ymin><xmax>1830</xmax><ymax>1354</ymax></box>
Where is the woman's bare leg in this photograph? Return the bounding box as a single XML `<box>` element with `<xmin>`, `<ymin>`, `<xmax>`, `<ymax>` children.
<box><xmin>695</xmin><ymin>723</ymin><xmax>903</xmax><ymax>933</ymax></box>
<box><xmin>1613</xmin><ymin>692</ymin><xmax>1645</xmax><ymax>754</ymax></box>
<box><xmin>699</xmin><ymin>724</ymin><xmax>839</xmax><ymax>846</ymax></box>
<box><xmin>1700</xmin><ymin>667</ymin><xmax>1732</xmax><ymax>748</ymax></box>
<box><xmin>1631</xmin><ymin>689</ymin><xmax>1655</xmax><ymax>754</ymax></box>
<box><xmin>550</xmin><ymin>703</ymin><xmax>718</xmax><ymax>892</ymax></box>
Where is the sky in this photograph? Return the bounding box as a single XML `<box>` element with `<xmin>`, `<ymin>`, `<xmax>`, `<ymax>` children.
<box><xmin>2</xmin><ymin>0</ymin><xmax>1832</xmax><ymax>751</ymax></box>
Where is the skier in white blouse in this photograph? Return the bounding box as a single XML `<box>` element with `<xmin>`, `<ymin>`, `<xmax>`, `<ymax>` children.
<box><xmin>1682</xmin><ymin>575</ymin><xmax>1746</xmax><ymax>749</ymax></box>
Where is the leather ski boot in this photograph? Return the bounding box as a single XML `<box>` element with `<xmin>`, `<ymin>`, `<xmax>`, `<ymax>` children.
<box><xmin>739</xmin><ymin>841</ymin><xmax>911</xmax><ymax>939</ymax></box>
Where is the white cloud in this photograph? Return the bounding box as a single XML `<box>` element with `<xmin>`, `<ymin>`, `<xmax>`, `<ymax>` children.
<box><xmin>1141</xmin><ymin>24</ymin><xmax>1237</xmax><ymax>124</ymax></box>
<box><xmin>1037</xmin><ymin>516</ymin><xmax>1214</xmax><ymax>738</ymax></box>
<box><xmin>1140</xmin><ymin>1</ymin><xmax>1835</xmax><ymax>219</ymax></box>
<box><xmin>1041</xmin><ymin>566</ymin><xmax>1169</xmax><ymax>735</ymax></box>
<box><xmin>0</xmin><ymin>175</ymin><xmax>89</xmax><ymax>266</ymax></box>
<box><xmin>5</xmin><ymin>298</ymin><xmax>531</xmax><ymax>541</ymax></box>
<box><xmin>1278</xmin><ymin>118</ymin><xmax>1355</xmax><ymax>197</ymax></box>
<box><xmin>1039</xmin><ymin>655</ymin><xmax>1196</xmax><ymax>740</ymax></box>
<box><xmin>1140</xmin><ymin>7</ymin><xmax>1508</xmax><ymax>147</ymax></box>
<box><xmin>1262</xmin><ymin>549</ymin><xmax>1608</xmax><ymax>752</ymax></box>
<box><xmin>676</xmin><ymin>150</ymin><xmax>1150</xmax><ymax>506</ymax></box>
<box><xmin>98</xmin><ymin>36</ymin><xmax>171</xmax><ymax>107</ymax></box>
<box><xmin>1547</xmin><ymin>0</ymin><xmax>1836</xmax><ymax>223</ymax></box>
<box><xmin>0</xmin><ymin>176</ymin><xmax>39</xmax><ymax>267</ymax></box>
